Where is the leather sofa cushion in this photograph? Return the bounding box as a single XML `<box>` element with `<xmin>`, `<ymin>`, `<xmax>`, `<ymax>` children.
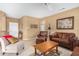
<box><xmin>60</xmin><ymin>39</ymin><xmax>69</xmax><ymax>44</ymax></box>
<box><xmin>51</xmin><ymin>38</ymin><xmax>61</xmax><ymax>42</ymax></box>
<box><xmin>69</xmin><ymin>34</ymin><xmax>75</xmax><ymax>38</ymax></box>
<box><xmin>57</xmin><ymin>33</ymin><xmax>63</xmax><ymax>38</ymax></box>
<box><xmin>53</xmin><ymin>32</ymin><xmax>62</xmax><ymax>38</ymax></box>
<box><xmin>58</xmin><ymin>34</ymin><xmax>62</xmax><ymax>38</ymax></box>
<box><xmin>62</xmin><ymin>34</ymin><xmax>67</xmax><ymax>39</ymax></box>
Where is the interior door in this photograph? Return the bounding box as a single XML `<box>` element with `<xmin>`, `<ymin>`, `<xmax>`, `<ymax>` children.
<box><xmin>9</xmin><ymin>22</ymin><xmax>19</xmax><ymax>38</ymax></box>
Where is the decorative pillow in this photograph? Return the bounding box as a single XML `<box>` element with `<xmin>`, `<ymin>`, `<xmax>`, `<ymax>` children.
<box><xmin>3</xmin><ymin>35</ymin><xmax>13</xmax><ymax>39</ymax></box>
<box><xmin>7</xmin><ymin>37</ymin><xmax>18</xmax><ymax>44</ymax></box>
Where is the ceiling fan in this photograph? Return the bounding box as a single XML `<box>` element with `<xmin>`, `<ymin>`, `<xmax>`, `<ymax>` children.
<box><xmin>42</xmin><ymin>3</ymin><xmax>66</xmax><ymax>12</ymax></box>
<box><xmin>42</xmin><ymin>3</ymin><xmax>53</xmax><ymax>11</ymax></box>
<box><xmin>43</xmin><ymin>3</ymin><xmax>49</xmax><ymax>7</ymax></box>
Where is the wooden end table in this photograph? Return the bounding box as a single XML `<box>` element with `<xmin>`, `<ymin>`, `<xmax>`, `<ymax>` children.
<box><xmin>33</xmin><ymin>41</ymin><xmax>60</xmax><ymax>56</ymax></box>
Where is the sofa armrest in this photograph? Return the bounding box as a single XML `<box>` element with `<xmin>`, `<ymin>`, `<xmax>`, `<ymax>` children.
<box><xmin>49</xmin><ymin>35</ymin><xmax>55</xmax><ymax>40</ymax></box>
<box><xmin>69</xmin><ymin>37</ymin><xmax>78</xmax><ymax>50</ymax></box>
<box><xmin>37</xmin><ymin>34</ymin><xmax>40</xmax><ymax>37</ymax></box>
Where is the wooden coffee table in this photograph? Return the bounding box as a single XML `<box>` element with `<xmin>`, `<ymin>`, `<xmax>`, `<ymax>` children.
<box><xmin>34</xmin><ymin>41</ymin><xmax>60</xmax><ymax>56</ymax></box>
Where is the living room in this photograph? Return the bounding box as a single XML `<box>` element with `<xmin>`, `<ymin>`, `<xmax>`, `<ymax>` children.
<box><xmin>0</xmin><ymin>3</ymin><xmax>79</xmax><ymax>56</ymax></box>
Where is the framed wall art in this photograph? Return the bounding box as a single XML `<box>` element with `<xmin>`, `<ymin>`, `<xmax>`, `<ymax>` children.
<box><xmin>30</xmin><ymin>24</ymin><xmax>38</xmax><ymax>28</ymax></box>
<box><xmin>56</xmin><ymin>16</ymin><xmax>74</xmax><ymax>29</ymax></box>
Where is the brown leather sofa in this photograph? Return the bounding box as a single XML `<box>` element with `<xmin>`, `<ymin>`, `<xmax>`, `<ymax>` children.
<box><xmin>36</xmin><ymin>31</ymin><xmax>48</xmax><ymax>44</ymax></box>
<box><xmin>50</xmin><ymin>32</ymin><xmax>77</xmax><ymax>50</ymax></box>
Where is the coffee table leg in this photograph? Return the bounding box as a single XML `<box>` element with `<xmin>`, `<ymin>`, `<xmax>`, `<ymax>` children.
<box><xmin>40</xmin><ymin>52</ymin><xmax>46</xmax><ymax>56</ymax></box>
<box><xmin>56</xmin><ymin>46</ymin><xmax>60</xmax><ymax>55</ymax></box>
<box><xmin>35</xmin><ymin>48</ymin><xmax>37</xmax><ymax>55</ymax></box>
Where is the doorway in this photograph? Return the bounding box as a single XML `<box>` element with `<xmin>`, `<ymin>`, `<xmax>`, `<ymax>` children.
<box><xmin>9</xmin><ymin>22</ymin><xmax>19</xmax><ymax>38</ymax></box>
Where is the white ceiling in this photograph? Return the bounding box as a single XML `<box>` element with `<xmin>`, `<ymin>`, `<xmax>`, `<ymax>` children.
<box><xmin>0</xmin><ymin>3</ymin><xmax>79</xmax><ymax>18</ymax></box>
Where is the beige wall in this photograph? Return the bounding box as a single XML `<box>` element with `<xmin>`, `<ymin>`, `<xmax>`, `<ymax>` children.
<box><xmin>42</xmin><ymin>7</ymin><xmax>79</xmax><ymax>38</ymax></box>
<box><xmin>0</xmin><ymin>11</ymin><xmax>6</xmax><ymax>31</ymax></box>
<box><xmin>0</xmin><ymin>11</ymin><xmax>7</xmax><ymax>36</ymax></box>
<box><xmin>20</xmin><ymin>16</ymin><xmax>40</xmax><ymax>40</ymax></box>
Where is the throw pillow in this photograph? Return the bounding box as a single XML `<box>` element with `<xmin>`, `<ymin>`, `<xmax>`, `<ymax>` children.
<box><xmin>7</xmin><ymin>37</ymin><xmax>18</xmax><ymax>44</ymax></box>
<box><xmin>3</xmin><ymin>35</ymin><xmax>13</xmax><ymax>39</ymax></box>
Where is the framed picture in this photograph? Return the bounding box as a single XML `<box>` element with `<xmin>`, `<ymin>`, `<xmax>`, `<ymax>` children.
<box><xmin>30</xmin><ymin>24</ymin><xmax>38</xmax><ymax>28</ymax></box>
<box><xmin>56</xmin><ymin>16</ymin><xmax>74</xmax><ymax>29</ymax></box>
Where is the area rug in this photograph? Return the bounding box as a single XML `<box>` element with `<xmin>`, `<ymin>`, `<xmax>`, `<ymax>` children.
<box><xmin>29</xmin><ymin>47</ymin><xmax>72</xmax><ymax>56</ymax></box>
<box><xmin>0</xmin><ymin>46</ymin><xmax>72</xmax><ymax>56</ymax></box>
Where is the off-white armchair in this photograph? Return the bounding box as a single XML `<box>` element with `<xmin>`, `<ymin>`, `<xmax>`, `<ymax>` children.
<box><xmin>0</xmin><ymin>37</ymin><xmax>24</xmax><ymax>55</ymax></box>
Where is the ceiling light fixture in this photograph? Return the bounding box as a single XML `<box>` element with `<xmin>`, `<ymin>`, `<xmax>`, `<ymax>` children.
<box><xmin>43</xmin><ymin>3</ymin><xmax>53</xmax><ymax>11</ymax></box>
